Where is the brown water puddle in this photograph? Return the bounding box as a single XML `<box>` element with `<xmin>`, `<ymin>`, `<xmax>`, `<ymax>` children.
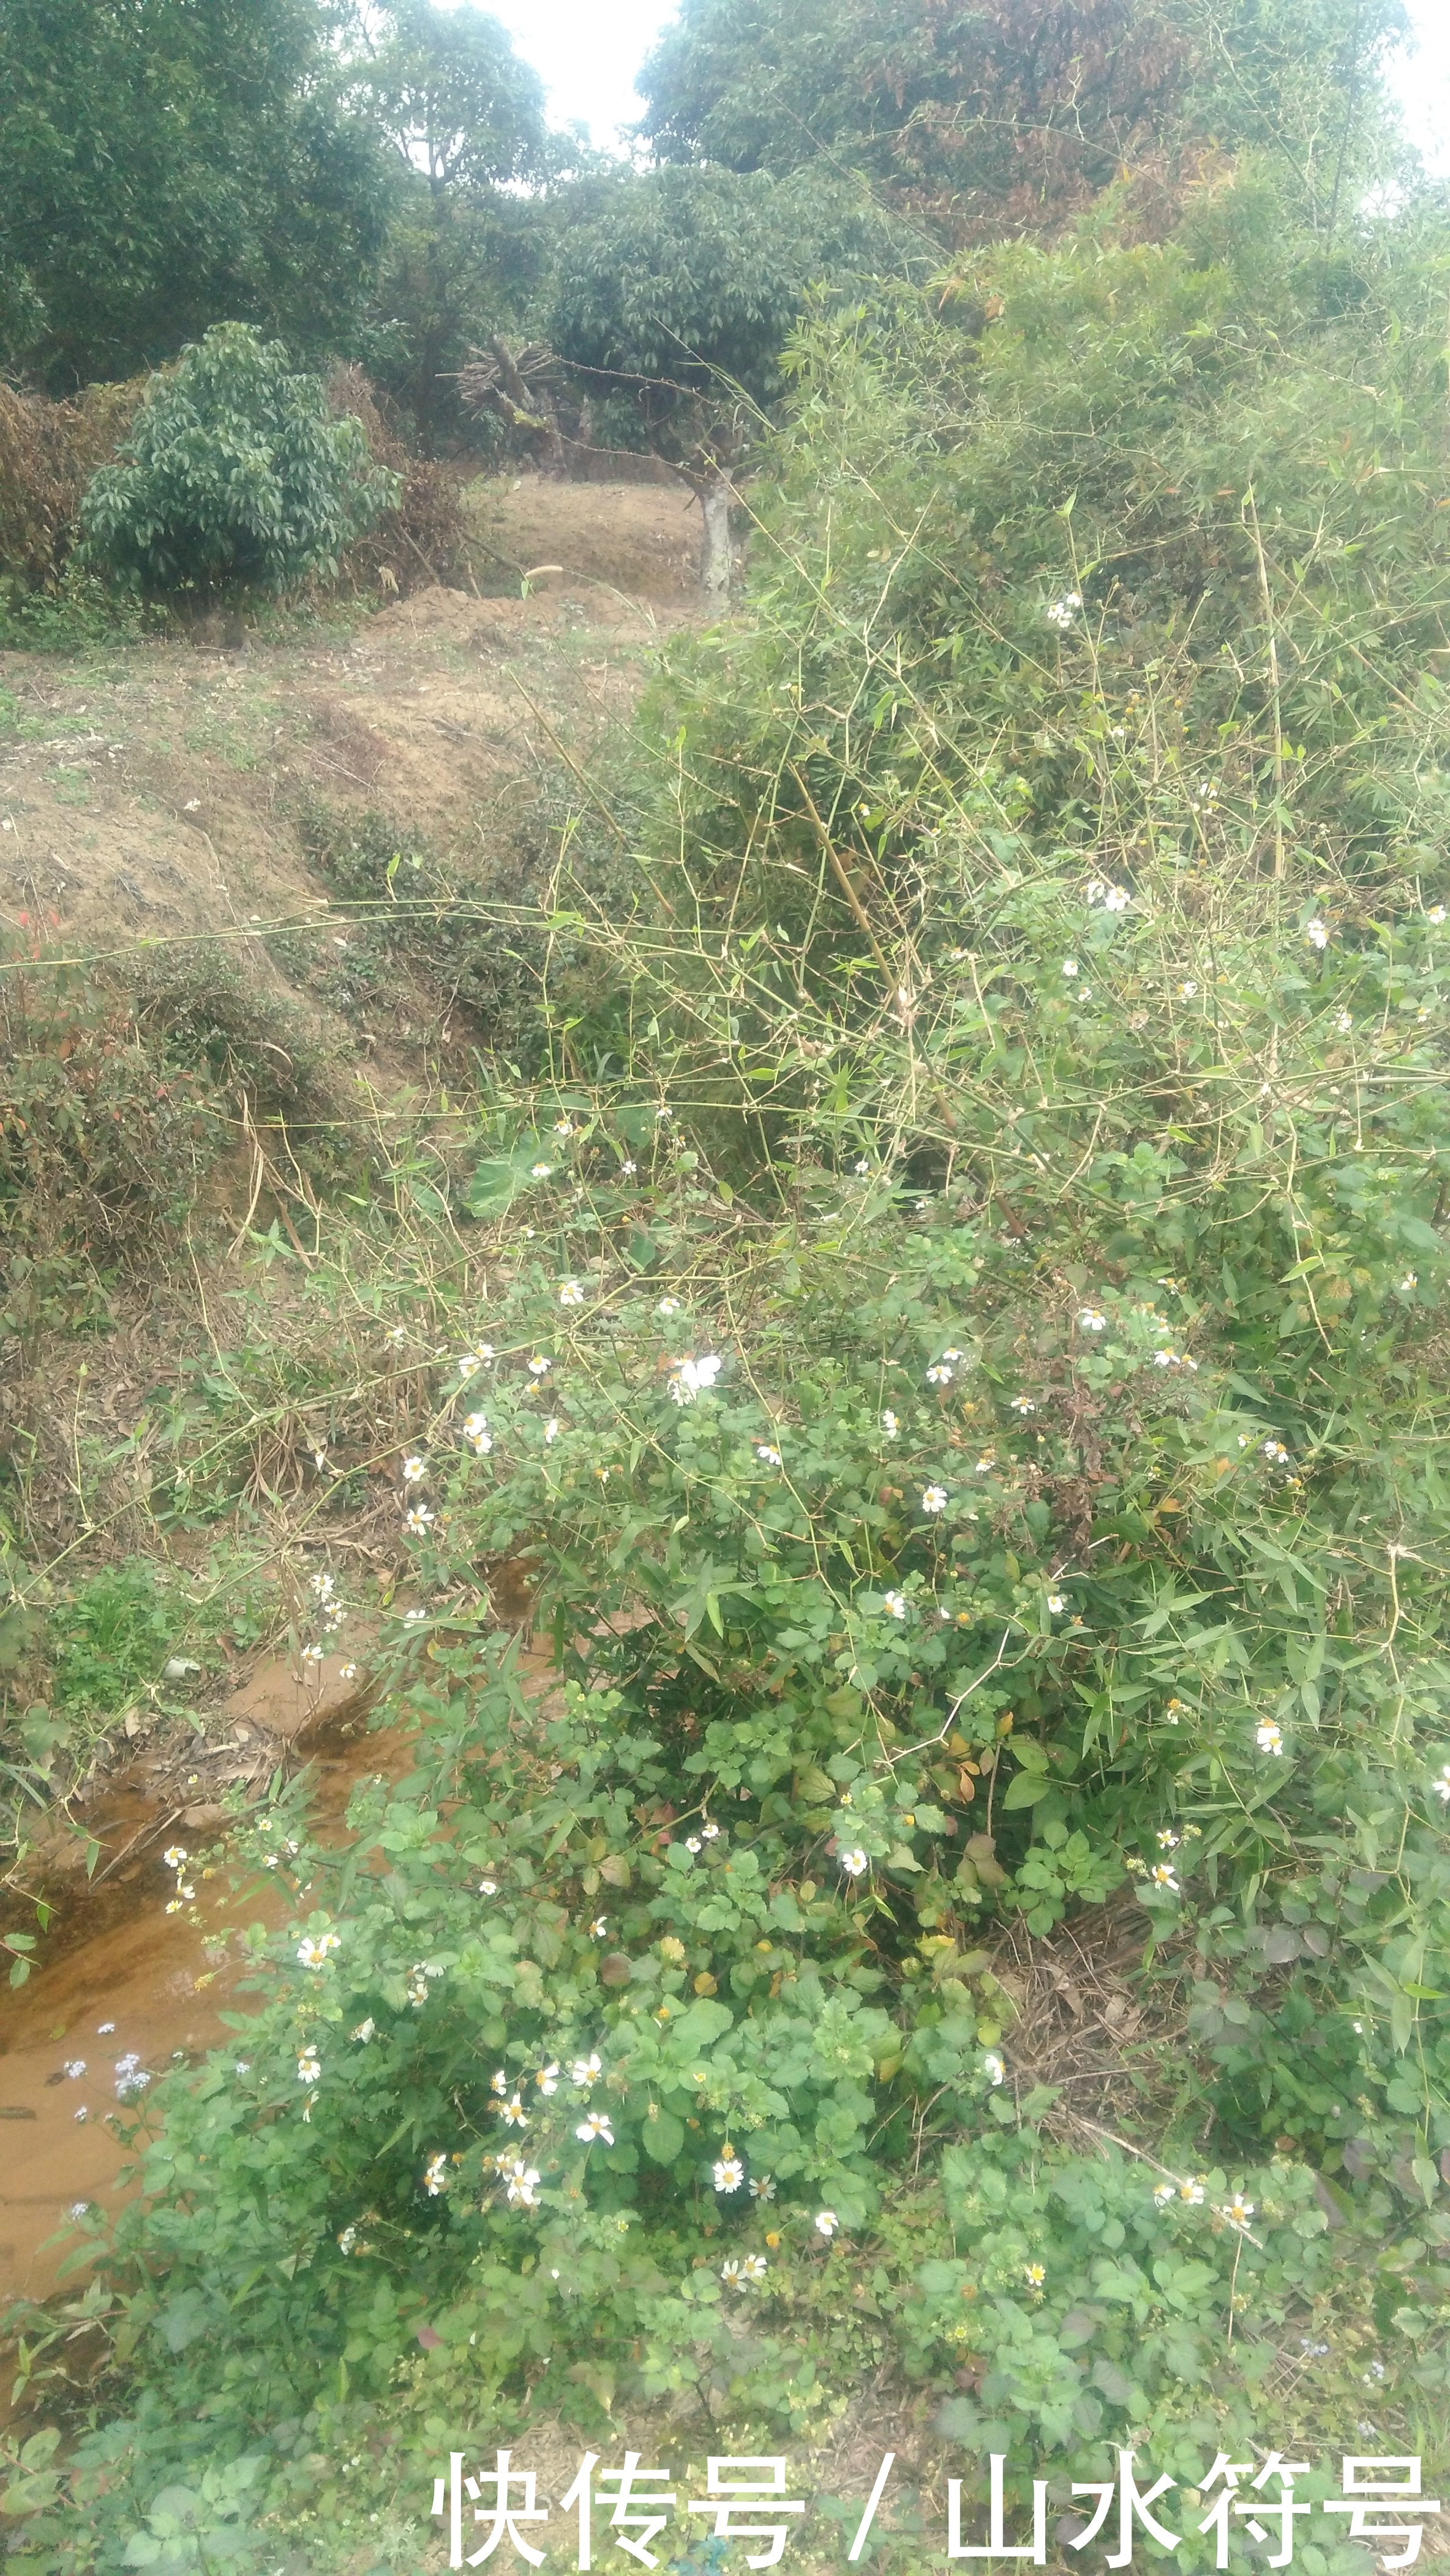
<box><xmin>0</xmin><ymin>1649</ymin><xmax>420</xmax><ymax>2312</ymax></box>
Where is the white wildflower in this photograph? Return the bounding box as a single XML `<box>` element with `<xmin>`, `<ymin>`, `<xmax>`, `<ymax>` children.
<box><xmin>670</xmin><ymin>1354</ymin><xmax>723</xmax><ymax>1402</ymax></box>
<box><xmin>713</xmin><ymin>2154</ymin><xmax>745</xmax><ymax>2192</ymax></box>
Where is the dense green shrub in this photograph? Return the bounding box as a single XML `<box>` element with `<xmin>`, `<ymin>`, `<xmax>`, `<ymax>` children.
<box><xmin>77</xmin><ymin>324</ymin><xmax>398</xmax><ymax>602</ymax></box>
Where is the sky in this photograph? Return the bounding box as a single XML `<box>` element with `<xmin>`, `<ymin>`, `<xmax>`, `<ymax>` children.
<box><xmin>462</xmin><ymin>0</ymin><xmax>1449</xmax><ymax>163</ymax></box>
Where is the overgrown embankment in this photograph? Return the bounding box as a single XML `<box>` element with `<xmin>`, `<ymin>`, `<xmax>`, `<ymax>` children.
<box><xmin>2</xmin><ymin>178</ymin><xmax>1450</xmax><ymax>2576</ymax></box>
<box><xmin>0</xmin><ymin>475</ymin><xmax>700</xmax><ymax>1847</ymax></box>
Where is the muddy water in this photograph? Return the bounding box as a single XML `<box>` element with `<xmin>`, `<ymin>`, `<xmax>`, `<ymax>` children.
<box><xmin>0</xmin><ymin>1662</ymin><xmax>422</xmax><ymax>2310</ymax></box>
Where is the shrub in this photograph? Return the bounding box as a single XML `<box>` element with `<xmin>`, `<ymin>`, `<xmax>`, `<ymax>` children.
<box><xmin>77</xmin><ymin>324</ymin><xmax>399</xmax><ymax>603</ymax></box>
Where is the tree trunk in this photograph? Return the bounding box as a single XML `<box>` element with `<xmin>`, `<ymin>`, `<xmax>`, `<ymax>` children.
<box><xmin>698</xmin><ymin>465</ymin><xmax>735</xmax><ymax>601</ymax></box>
<box><xmin>489</xmin><ymin>335</ymin><xmax>566</xmax><ymax>477</ymax></box>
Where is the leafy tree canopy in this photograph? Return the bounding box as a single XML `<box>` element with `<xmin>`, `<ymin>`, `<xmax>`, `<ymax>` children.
<box><xmin>636</xmin><ymin>0</ymin><xmax>1410</xmax><ymax>237</ymax></box>
<box><xmin>354</xmin><ymin>0</ymin><xmax>554</xmax><ymax>195</ymax></box>
<box><xmin>77</xmin><ymin>323</ymin><xmax>398</xmax><ymax>598</ymax></box>
<box><xmin>550</xmin><ymin>164</ymin><xmax>918</xmax><ymax>433</ymax></box>
<box><xmin>348</xmin><ymin>2</ymin><xmax>565</xmax><ymax>444</ymax></box>
<box><xmin>0</xmin><ymin>0</ymin><xmax>396</xmax><ymax>388</ymax></box>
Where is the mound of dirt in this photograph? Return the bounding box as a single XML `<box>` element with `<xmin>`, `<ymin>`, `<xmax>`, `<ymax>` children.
<box><xmin>0</xmin><ymin>481</ymin><xmax>702</xmax><ymax>1021</ymax></box>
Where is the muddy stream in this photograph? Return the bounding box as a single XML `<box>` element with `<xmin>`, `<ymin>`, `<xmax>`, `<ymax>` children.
<box><xmin>0</xmin><ymin>1642</ymin><xmax>483</xmax><ymax>2313</ymax></box>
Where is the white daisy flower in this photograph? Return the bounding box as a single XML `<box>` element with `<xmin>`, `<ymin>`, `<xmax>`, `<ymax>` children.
<box><xmin>881</xmin><ymin>1589</ymin><xmax>908</xmax><ymax>1618</ymax></box>
<box><xmin>1078</xmin><ymin>1308</ymin><xmax>1107</xmax><ymax>1331</ymax></box>
<box><xmin>402</xmin><ymin>1454</ymin><xmax>426</xmax><ymax>1484</ymax></box>
<box><xmin>983</xmin><ymin>2053</ymin><xmax>1005</xmax><ymax>2086</ymax></box>
<box><xmin>922</xmin><ymin>1485</ymin><xmax>948</xmax><ymax>1514</ymax></box>
<box><xmin>839</xmin><ymin>1848</ymin><xmax>870</xmax><ymax>1877</ymax></box>
<box><xmin>814</xmin><ymin>2209</ymin><xmax>840</xmax><ymax>2237</ymax></box>
<box><xmin>577</xmin><ymin>2110</ymin><xmax>614</xmax><ymax>2144</ymax></box>
<box><xmin>559</xmin><ymin>1281</ymin><xmax>585</xmax><ymax>1306</ymax></box>
<box><xmin>569</xmin><ymin>2054</ymin><xmax>603</xmax><ymax>2089</ymax></box>
<box><xmin>463</xmin><ymin>1412</ymin><xmax>492</xmax><ymax>1453</ymax></box>
<box><xmin>881</xmin><ymin>1409</ymin><xmax>899</xmax><ymax>1436</ymax></box>
<box><xmin>713</xmin><ymin>2154</ymin><xmax>745</xmax><ymax>2192</ymax></box>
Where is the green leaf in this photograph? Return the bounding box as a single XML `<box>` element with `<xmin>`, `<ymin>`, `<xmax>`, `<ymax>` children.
<box><xmin>1002</xmin><ymin>1771</ymin><xmax>1055</xmax><ymax>1809</ymax></box>
<box><xmin>642</xmin><ymin>2111</ymin><xmax>685</xmax><ymax>2164</ymax></box>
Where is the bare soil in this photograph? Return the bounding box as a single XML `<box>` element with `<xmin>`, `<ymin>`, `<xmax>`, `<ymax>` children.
<box><xmin>0</xmin><ymin>476</ymin><xmax>701</xmax><ymax>1037</ymax></box>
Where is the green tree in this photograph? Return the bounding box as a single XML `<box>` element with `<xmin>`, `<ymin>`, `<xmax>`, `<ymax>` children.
<box><xmin>0</xmin><ymin>0</ymin><xmax>394</xmax><ymax>388</ymax></box>
<box><xmin>77</xmin><ymin>323</ymin><xmax>397</xmax><ymax>601</ymax></box>
<box><xmin>353</xmin><ymin>2</ymin><xmax>562</xmax><ymax>446</ymax></box>
<box><xmin>550</xmin><ymin>165</ymin><xmax>912</xmax><ymax>591</ymax></box>
<box><xmin>637</xmin><ymin>0</ymin><xmax>1408</xmax><ymax>238</ymax></box>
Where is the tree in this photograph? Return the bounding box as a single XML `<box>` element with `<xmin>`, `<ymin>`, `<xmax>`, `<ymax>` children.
<box><xmin>550</xmin><ymin>166</ymin><xmax>911</xmax><ymax>594</ymax></box>
<box><xmin>636</xmin><ymin>0</ymin><xmax>1409</xmax><ymax>241</ymax></box>
<box><xmin>351</xmin><ymin>2</ymin><xmax>562</xmax><ymax>446</ymax></box>
<box><xmin>78</xmin><ymin>323</ymin><xmax>398</xmax><ymax>601</ymax></box>
<box><xmin>0</xmin><ymin>0</ymin><xmax>395</xmax><ymax>388</ymax></box>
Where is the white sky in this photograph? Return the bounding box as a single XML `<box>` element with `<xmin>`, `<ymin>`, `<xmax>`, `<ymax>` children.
<box><xmin>464</xmin><ymin>0</ymin><xmax>1449</xmax><ymax>163</ymax></box>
